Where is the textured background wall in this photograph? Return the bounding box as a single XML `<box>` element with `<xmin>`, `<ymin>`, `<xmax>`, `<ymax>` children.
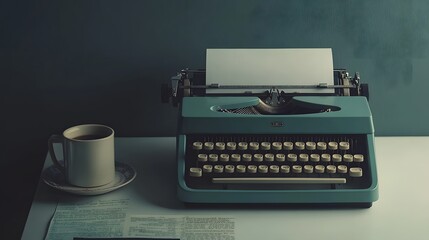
<box><xmin>3</xmin><ymin>0</ymin><xmax>429</xmax><ymax>139</ymax></box>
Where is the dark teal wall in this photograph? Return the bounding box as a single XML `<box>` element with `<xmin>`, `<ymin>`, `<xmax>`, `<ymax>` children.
<box><xmin>3</xmin><ymin>0</ymin><xmax>429</xmax><ymax>136</ymax></box>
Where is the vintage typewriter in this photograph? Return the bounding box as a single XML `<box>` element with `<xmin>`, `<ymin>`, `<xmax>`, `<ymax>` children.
<box><xmin>162</xmin><ymin>49</ymin><xmax>378</xmax><ymax>207</ymax></box>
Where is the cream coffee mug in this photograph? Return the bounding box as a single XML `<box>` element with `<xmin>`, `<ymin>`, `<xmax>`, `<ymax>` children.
<box><xmin>48</xmin><ymin>124</ymin><xmax>115</xmax><ymax>187</ymax></box>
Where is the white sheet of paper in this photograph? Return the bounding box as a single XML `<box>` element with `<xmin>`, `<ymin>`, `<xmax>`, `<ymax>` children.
<box><xmin>206</xmin><ymin>48</ymin><xmax>334</xmax><ymax>94</ymax></box>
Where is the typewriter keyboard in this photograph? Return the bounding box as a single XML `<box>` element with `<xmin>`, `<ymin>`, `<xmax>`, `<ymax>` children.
<box><xmin>184</xmin><ymin>134</ymin><xmax>372</xmax><ymax>190</ymax></box>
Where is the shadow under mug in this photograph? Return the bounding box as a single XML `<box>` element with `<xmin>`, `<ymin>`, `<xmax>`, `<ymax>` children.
<box><xmin>48</xmin><ymin>124</ymin><xmax>115</xmax><ymax>188</ymax></box>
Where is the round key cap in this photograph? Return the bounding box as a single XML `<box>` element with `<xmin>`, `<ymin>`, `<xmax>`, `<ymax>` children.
<box><xmin>258</xmin><ymin>165</ymin><xmax>268</xmax><ymax>173</ymax></box>
<box><xmin>349</xmin><ymin>167</ymin><xmax>363</xmax><ymax>177</ymax></box>
<box><xmin>225</xmin><ymin>165</ymin><xmax>235</xmax><ymax>173</ymax></box>
<box><xmin>354</xmin><ymin>154</ymin><xmax>364</xmax><ymax>162</ymax></box>
<box><xmin>226</xmin><ymin>142</ymin><xmax>237</xmax><ymax>150</ymax></box>
<box><xmin>248</xmin><ymin>165</ymin><xmax>257</xmax><ymax>173</ymax></box>
<box><xmin>261</xmin><ymin>142</ymin><xmax>271</xmax><ymax>150</ymax></box>
<box><xmin>190</xmin><ymin>167</ymin><xmax>202</xmax><ymax>177</ymax></box>
<box><xmin>310</xmin><ymin>154</ymin><xmax>320</xmax><ymax>162</ymax></box>
<box><xmin>326</xmin><ymin>165</ymin><xmax>337</xmax><ymax>173</ymax></box>
<box><xmin>254</xmin><ymin>154</ymin><xmax>263</xmax><ymax>162</ymax></box>
<box><xmin>292</xmin><ymin>165</ymin><xmax>302</xmax><ymax>173</ymax></box>
<box><xmin>303</xmin><ymin>165</ymin><xmax>314</xmax><ymax>173</ymax></box>
<box><xmin>295</xmin><ymin>142</ymin><xmax>305</xmax><ymax>150</ymax></box>
<box><xmin>231</xmin><ymin>154</ymin><xmax>241</xmax><ymax>162</ymax></box>
<box><xmin>220</xmin><ymin>154</ymin><xmax>230</xmax><ymax>162</ymax></box>
<box><xmin>272</xmin><ymin>142</ymin><xmax>282</xmax><ymax>150</ymax></box>
<box><xmin>283</xmin><ymin>142</ymin><xmax>294</xmax><ymax>150</ymax></box>
<box><xmin>339</xmin><ymin>141</ymin><xmax>350</xmax><ymax>150</ymax></box>
<box><xmin>299</xmin><ymin>154</ymin><xmax>309</xmax><ymax>162</ymax></box>
<box><xmin>202</xmin><ymin>165</ymin><xmax>213</xmax><ymax>173</ymax></box>
<box><xmin>337</xmin><ymin>165</ymin><xmax>347</xmax><ymax>174</ymax></box>
<box><xmin>269</xmin><ymin>165</ymin><xmax>279</xmax><ymax>173</ymax></box>
<box><xmin>275</xmin><ymin>153</ymin><xmax>286</xmax><ymax>162</ymax></box>
<box><xmin>332</xmin><ymin>154</ymin><xmax>342</xmax><ymax>162</ymax></box>
<box><xmin>321</xmin><ymin>154</ymin><xmax>331</xmax><ymax>162</ymax></box>
<box><xmin>343</xmin><ymin>154</ymin><xmax>353</xmax><ymax>162</ymax></box>
<box><xmin>209</xmin><ymin>154</ymin><xmax>218</xmax><ymax>162</ymax></box>
<box><xmin>306</xmin><ymin>142</ymin><xmax>316</xmax><ymax>150</ymax></box>
<box><xmin>198</xmin><ymin>154</ymin><xmax>208</xmax><ymax>162</ymax></box>
<box><xmin>317</xmin><ymin>142</ymin><xmax>327</xmax><ymax>150</ymax></box>
<box><xmin>242</xmin><ymin>154</ymin><xmax>252</xmax><ymax>162</ymax></box>
<box><xmin>280</xmin><ymin>165</ymin><xmax>290</xmax><ymax>173</ymax></box>
<box><xmin>249</xmin><ymin>142</ymin><xmax>260</xmax><ymax>150</ymax></box>
<box><xmin>214</xmin><ymin>165</ymin><xmax>224</xmax><ymax>173</ymax></box>
<box><xmin>238</xmin><ymin>142</ymin><xmax>248</xmax><ymax>150</ymax></box>
<box><xmin>287</xmin><ymin>153</ymin><xmax>297</xmax><ymax>162</ymax></box>
<box><xmin>315</xmin><ymin>165</ymin><xmax>325</xmax><ymax>173</ymax></box>
<box><xmin>192</xmin><ymin>142</ymin><xmax>203</xmax><ymax>150</ymax></box>
<box><xmin>264</xmin><ymin>153</ymin><xmax>274</xmax><ymax>162</ymax></box>
<box><xmin>204</xmin><ymin>142</ymin><xmax>214</xmax><ymax>150</ymax></box>
<box><xmin>328</xmin><ymin>142</ymin><xmax>338</xmax><ymax>150</ymax></box>
<box><xmin>236</xmin><ymin>165</ymin><xmax>246</xmax><ymax>173</ymax></box>
<box><xmin>215</xmin><ymin>142</ymin><xmax>225</xmax><ymax>150</ymax></box>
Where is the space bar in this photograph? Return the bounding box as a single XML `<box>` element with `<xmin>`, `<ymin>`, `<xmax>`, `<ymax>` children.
<box><xmin>212</xmin><ymin>177</ymin><xmax>346</xmax><ymax>184</ymax></box>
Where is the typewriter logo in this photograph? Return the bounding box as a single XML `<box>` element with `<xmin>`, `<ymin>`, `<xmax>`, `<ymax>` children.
<box><xmin>271</xmin><ymin>121</ymin><xmax>284</xmax><ymax>127</ymax></box>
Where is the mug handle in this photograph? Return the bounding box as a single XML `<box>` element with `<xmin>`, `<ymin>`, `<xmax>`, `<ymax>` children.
<box><xmin>48</xmin><ymin>135</ymin><xmax>65</xmax><ymax>174</ymax></box>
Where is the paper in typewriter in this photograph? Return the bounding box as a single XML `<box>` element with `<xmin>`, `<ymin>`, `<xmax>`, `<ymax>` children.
<box><xmin>206</xmin><ymin>48</ymin><xmax>334</xmax><ymax>94</ymax></box>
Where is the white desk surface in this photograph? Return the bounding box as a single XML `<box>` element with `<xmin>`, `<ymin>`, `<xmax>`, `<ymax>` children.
<box><xmin>22</xmin><ymin>137</ymin><xmax>429</xmax><ymax>240</ymax></box>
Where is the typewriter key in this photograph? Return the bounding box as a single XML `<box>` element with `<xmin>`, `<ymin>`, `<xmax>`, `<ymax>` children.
<box><xmin>354</xmin><ymin>154</ymin><xmax>364</xmax><ymax>162</ymax></box>
<box><xmin>306</xmin><ymin>142</ymin><xmax>316</xmax><ymax>150</ymax></box>
<box><xmin>236</xmin><ymin>165</ymin><xmax>246</xmax><ymax>173</ymax></box>
<box><xmin>272</xmin><ymin>142</ymin><xmax>282</xmax><ymax>150</ymax></box>
<box><xmin>304</xmin><ymin>165</ymin><xmax>314</xmax><ymax>173</ymax></box>
<box><xmin>339</xmin><ymin>141</ymin><xmax>350</xmax><ymax>150</ymax></box>
<box><xmin>283</xmin><ymin>142</ymin><xmax>294</xmax><ymax>150</ymax></box>
<box><xmin>280</xmin><ymin>165</ymin><xmax>290</xmax><ymax>173</ymax></box>
<box><xmin>192</xmin><ymin>142</ymin><xmax>203</xmax><ymax>150</ymax></box>
<box><xmin>295</xmin><ymin>142</ymin><xmax>305</xmax><ymax>150</ymax></box>
<box><xmin>197</xmin><ymin>154</ymin><xmax>208</xmax><ymax>162</ymax></box>
<box><xmin>321</xmin><ymin>154</ymin><xmax>331</xmax><ymax>162</ymax></box>
<box><xmin>189</xmin><ymin>168</ymin><xmax>202</xmax><ymax>177</ymax></box>
<box><xmin>214</xmin><ymin>165</ymin><xmax>224</xmax><ymax>173</ymax></box>
<box><xmin>310</xmin><ymin>154</ymin><xmax>320</xmax><ymax>162</ymax></box>
<box><xmin>275</xmin><ymin>153</ymin><xmax>286</xmax><ymax>162</ymax></box>
<box><xmin>328</xmin><ymin>142</ymin><xmax>338</xmax><ymax>150</ymax></box>
<box><xmin>202</xmin><ymin>165</ymin><xmax>213</xmax><ymax>173</ymax></box>
<box><xmin>337</xmin><ymin>165</ymin><xmax>348</xmax><ymax>174</ymax></box>
<box><xmin>287</xmin><ymin>153</ymin><xmax>297</xmax><ymax>162</ymax></box>
<box><xmin>269</xmin><ymin>165</ymin><xmax>279</xmax><ymax>173</ymax></box>
<box><xmin>264</xmin><ymin>153</ymin><xmax>274</xmax><ymax>162</ymax></box>
<box><xmin>299</xmin><ymin>154</ymin><xmax>309</xmax><ymax>162</ymax></box>
<box><xmin>220</xmin><ymin>154</ymin><xmax>230</xmax><ymax>162</ymax></box>
<box><xmin>317</xmin><ymin>142</ymin><xmax>327</xmax><ymax>150</ymax></box>
<box><xmin>238</xmin><ymin>142</ymin><xmax>248</xmax><ymax>150</ymax></box>
<box><xmin>231</xmin><ymin>154</ymin><xmax>241</xmax><ymax>162</ymax></box>
<box><xmin>343</xmin><ymin>154</ymin><xmax>353</xmax><ymax>162</ymax></box>
<box><xmin>254</xmin><ymin>154</ymin><xmax>263</xmax><ymax>162</ymax></box>
<box><xmin>292</xmin><ymin>165</ymin><xmax>302</xmax><ymax>173</ymax></box>
<box><xmin>215</xmin><ymin>142</ymin><xmax>225</xmax><ymax>150</ymax></box>
<box><xmin>247</xmin><ymin>165</ymin><xmax>257</xmax><ymax>173</ymax></box>
<box><xmin>258</xmin><ymin>165</ymin><xmax>268</xmax><ymax>173</ymax></box>
<box><xmin>209</xmin><ymin>154</ymin><xmax>218</xmax><ymax>162</ymax></box>
<box><xmin>261</xmin><ymin>142</ymin><xmax>271</xmax><ymax>150</ymax></box>
<box><xmin>226</xmin><ymin>142</ymin><xmax>237</xmax><ymax>150</ymax></box>
<box><xmin>242</xmin><ymin>154</ymin><xmax>252</xmax><ymax>162</ymax></box>
<box><xmin>332</xmin><ymin>154</ymin><xmax>342</xmax><ymax>162</ymax></box>
<box><xmin>349</xmin><ymin>167</ymin><xmax>363</xmax><ymax>177</ymax></box>
<box><xmin>225</xmin><ymin>165</ymin><xmax>235</xmax><ymax>173</ymax></box>
<box><xmin>204</xmin><ymin>142</ymin><xmax>214</xmax><ymax>150</ymax></box>
<box><xmin>326</xmin><ymin>165</ymin><xmax>337</xmax><ymax>173</ymax></box>
<box><xmin>249</xmin><ymin>142</ymin><xmax>260</xmax><ymax>150</ymax></box>
<box><xmin>315</xmin><ymin>165</ymin><xmax>325</xmax><ymax>173</ymax></box>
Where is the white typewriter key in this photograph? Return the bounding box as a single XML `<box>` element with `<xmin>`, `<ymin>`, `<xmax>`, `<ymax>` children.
<box><xmin>317</xmin><ymin>142</ymin><xmax>327</xmax><ymax>150</ymax></box>
<box><xmin>225</xmin><ymin>165</ymin><xmax>235</xmax><ymax>173</ymax></box>
<box><xmin>258</xmin><ymin>165</ymin><xmax>268</xmax><ymax>173</ymax></box>
<box><xmin>261</xmin><ymin>142</ymin><xmax>271</xmax><ymax>150</ymax></box>
<box><xmin>197</xmin><ymin>154</ymin><xmax>208</xmax><ymax>162</ymax></box>
<box><xmin>306</xmin><ymin>142</ymin><xmax>316</xmax><ymax>150</ymax></box>
<box><xmin>226</xmin><ymin>142</ymin><xmax>237</xmax><ymax>150</ymax></box>
<box><xmin>287</xmin><ymin>153</ymin><xmax>298</xmax><ymax>162</ymax></box>
<box><xmin>326</xmin><ymin>165</ymin><xmax>337</xmax><ymax>174</ymax></box>
<box><xmin>343</xmin><ymin>154</ymin><xmax>353</xmax><ymax>162</ymax></box>
<box><xmin>283</xmin><ymin>142</ymin><xmax>294</xmax><ymax>150</ymax></box>
<box><xmin>295</xmin><ymin>142</ymin><xmax>305</xmax><ymax>150</ymax></box>
<box><xmin>321</xmin><ymin>154</ymin><xmax>331</xmax><ymax>162</ymax></box>
<box><xmin>275</xmin><ymin>153</ymin><xmax>286</xmax><ymax>162</ymax></box>
<box><xmin>354</xmin><ymin>154</ymin><xmax>364</xmax><ymax>162</ymax></box>
<box><xmin>315</xmin><ymin>165</ymin><xmax>325</xmax><ymax>173</ymax></box>
<box><xmin>236</xmin><ymin>165</ymin><xmax>246</xmax><ymax>173</ymax></box>
<box><xmin>337</xmin><ymin>165</ymin><xmax>348</xmax><ymax>174</ymax></box>
<box><xmin>249</xmin><ymin>142</ymin><xmax>260</xmax><ymax>150</ymax></box>
<box><xmin>254</xmin><ymin>153</ymin><xmax>263</xmax><ymax>162</ymax></box>
<box><xmin>272</xmin><ymin>142</ymin><xmax>282</xmax><ymax>150</ymax></box>
<box><xmin>269</xmin><ymin>165</ymin><xmax>280</xmax><ymax>173</ymax></box>
<box><xmin>247</xmin><ymin>165</ymin><xmax>257</xmax><ymax>173</ymax></box>
<box><xmin>204</xmin><ymin>142</ymin><xmax>214</xmax><ymax>150</ymax></box>
<box><xmin>332</xmin><ymin>154</ymin><xmax>342</xmax><ymax>162</ymax></box>
<box><xmin>310</xmin><ymin>154</ymin><xmax>320</xmax><ymax>162</ymax></box>
<box><xmin>264</xmin><ymin>153</ymin><xmax>274</xmax><ymax>162</ymax></box>
<box><xmin>209</xmin><ymin>154</ymin><xmax>218</xmax><ymax>162</ymax></box>
<box><xmin>242</xmin><ymin>154</ymin><xmax>252</xmax><ymax>162</ymax></box>
<box><xmin>292</xmin><ymin>165</ymin><xmax>302</xmax><ymax>173</ymax></box>
<box><xmin>203</xmin><ymin>165</ymin><xmax>213</xmax><ymax>173</ymax></box>
<box><xmin>220</xmin><ymin>154</ymin><xmax>230</xmax><ymax>162</ymax></box>
<box><xmin>238</xmin><ymin>142</ymin><xmax>248</xmax><ymax>150</ymax></box>
<box><xmin>280</xmin><ymin>165</ymin><xmax>290</xmax><ymax>173</ymax></box>
<box><xmin>328</xmin><ymin>142</ymin><xmax>338</xmax><ymax>150</ymax></box>
<box><xmin>189</xmin><ymin>168</ymin><xmax>202</xmax><ymax>177</ymax></box>
<box><xmin>192</xmin><ymin>142</ymin><xmax>203</xmax><ymax>150</ymax></box>
<box><xmin>339</xmin><ymin>141</ymin><xmax>350</xmax><ymax>150</ymax></box>
<box><xmin>231</xmin><ymin>154</ymin><xmax>241</xmax><ymax>162</ymax></box>
<box><xmin>304</xmin><ymin>165</ymin><xmax>314</xmax><ymax>173</ymax></box>
<box><xmin>215</xmin><ymin>142</ymin><xmax>225</xmax><ymax>150</ymax></box>
<box><xmin>349</xmin><ymin>167</ymin><xmax>363</xmax><ymax>177</ymax></box>
<box><xmin>299</xmin><ymin>154</ymin><xmax>309</xmax><ymax>162</ymax></box>
<box><xmin>214</xmin><ymin>165</ymin><xmax>224</xmax><ymax>173</ymax></box>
